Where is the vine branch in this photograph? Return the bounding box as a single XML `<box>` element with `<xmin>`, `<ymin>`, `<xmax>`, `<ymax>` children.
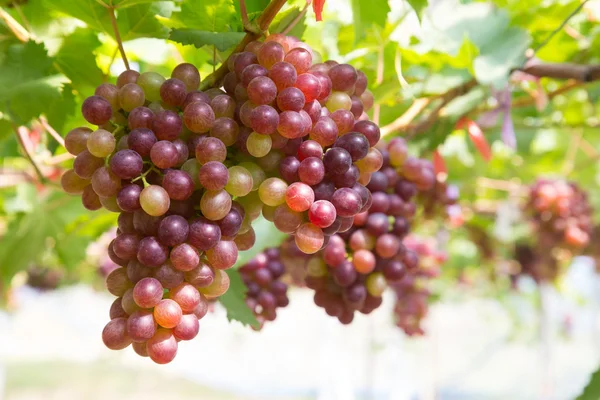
<box><xmin>199</xmin><ymin>0</ymin><xmax>289</xmax><ymax>90</ymax></box>
<box><xmin>282</xmin><ymin>0</ymin><xmax>311</xmax><ymax>35</ymax></box>
<box><xmin>530</xmin><ymin>0</ymin><xmax>590</xmax><ymax>56</ymax></box>
<box><xmin>13</xmin><ymin>125</ymin><xmax>45</xmax><ymax>183</ymax></box>
<box><xmin>108</xmin><ymin>6</ymin><xmax>130</xmax><ymax>70</ymax></box>
<box><xmin>520</xmin><ymin>62</ymin><xmax>600</xmax><ymax>82</ymax></box>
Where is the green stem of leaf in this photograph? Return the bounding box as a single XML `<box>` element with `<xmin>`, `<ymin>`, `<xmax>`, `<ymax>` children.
<box><xmin>108</xmin><ymin>6</ymin><xmax>130</xmax><ymax>70</ymax></box>
<box><xmin>281</xmin><ymin>0</ymin><xmax>310</xmax><ymax>35</ymax></box>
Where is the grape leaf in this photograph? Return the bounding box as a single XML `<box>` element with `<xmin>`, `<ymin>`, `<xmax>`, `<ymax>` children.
<box><xmin>233</xmin><ymin>217</ymin><xmax>288</xmax><ymax>268</ymax></box>
<box><xmin>45</xmin><ymin>0</ymin><xmax>173</xmax><ymax>40</ymax></box>
<box><xmin>351</xmin><ymin>0</ymin><xmax>390</xmax><ymax>40</ymax></box>
<box><xmin>169</xmin><ymin>29</ymin><xmax>245</xmax><ymax>51</ymax></box>
<box><xmin>406</xmin><ymin>0</ymin><xmax>428</xmax><ymax>22</ymax></box>
<box><xmin>271</xmin><ymin>6</ymin><xmax>307</xmax><ymax>38</ymax></box>
<box><xmin>168</xmin><ymin>0</ymin><xmax>240</xmax><ymax>32</ymax></box>
<box><xmin>233</xmin><ymin>0</ymin><xmax>269</xmax><ymax>15</ymax></box>
<box><xmin>55</xmin><ymin>28</ymin><xmax>104</xmax><ymax>91</ymax></box>
<box><xmin>43</xmin><ymin>0</ymin><xmax>112</xmax><ymax>34</ymax></box>
<box><xmin>113</xmin><ymin>0</ymin><xmax>174</xmax><ymax>8</ymax></box>
<box><xmin>576</xmin><ymin>364</ymin><xmax>600</xmax><ymax>400</ymax></box>
<box><xmin>473</xmin><ymin>27</ymin><xmax>530</xmax><ymax>88</ymax></box>
<box><xmin>0</xmin><ymin>189</ymin><xmax>87</xmax><ymax>292</ymax></box>
<box><xmin>0</xmin><ymin>41</ymin><xmax>69</xmax><ymax>124</ymax></box>
<box><xmin>219</xmin><ymin>269</ymin><xmax>260</xmax><ymax>328</ymax></box>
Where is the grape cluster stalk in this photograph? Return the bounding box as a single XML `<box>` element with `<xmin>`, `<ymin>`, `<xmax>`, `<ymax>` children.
<box><xmin>60</xmin><ymin>32</ymin><xmax>386</xmax><ymax>362</ymax></box>
<box><xmin>239</xmin><ymin>247</ymin><xmax>289</xmax><ymax>328</ymax></box>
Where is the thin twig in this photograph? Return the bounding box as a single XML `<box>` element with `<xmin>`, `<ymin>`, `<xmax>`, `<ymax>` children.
<box><xmin>531</xmin><ymin>0</ymin><xmax>590</xmax><ymax>55</ymax></box>
<box><xmin>199</xmin><ymin>0</ymin><xmax>289</xmax><ymax>90</ymax></box>
<box><xmin>38</xmin><ymin>117</ymin><xmax>65</xmax><ymax>148</ymax></box>
<box><xmin>476</xmin><ymin>177</ymin><xmax>528</xmax><ymax>196</ymax></box>
<box><xmin>561</xmin><ymin>128</ymin><xmax>582</xmax><ymax>175</ymax></box>
<box><xmin>13</xmin><ymin>125</ymin><xmax>45</xmax><ymax>183</ymax></box>
<box><xmin>373</xmin><ymin>45</ymin><xmax>385</xmax><ymax>125</ymax></box>
<box><xmin>104</xmin><ymin>47</ymin><xmax>120</xmax><ymax>81</ymax></box>
<box><xmin>282</xmin><ymin>0</ymin><xmax>311</xmax><ymax>35</ymax></box>
<box><xmin>108</xmin><ymin>6</ymin><xmax>130</xmax><ymax>70</ymax></box>
<box><xmin>380</xmin><ymin>98</ymin><xmax>431</xmax><ymax>137</ymax></box>
<box><xmin>239</xmin><ymin>0</ymin><xmax>250</xmax><ymax>30</ymax></box>
<box><xmin>45</xmin><ymin>152</ymin><xmax>75</xmax><ymax>165</ymax></box>
<box><xmin>521</xmin><ymin>62</ymin><xmax>600</xmax><ymax>82</ymax></box>
<box><xmin>0</xmin><ymin>6</ymin><xmax>30</xmax><ymax>42</ymax></box>
<box><xmin>12</xmin><ymin>1</ymin><xmax>31</xmax><ymax>33</ymax></box>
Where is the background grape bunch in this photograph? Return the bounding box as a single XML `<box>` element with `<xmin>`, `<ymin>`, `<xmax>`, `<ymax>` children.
<box><xmin>513</xmin><ymin>179</ymin><xmax>593</xmax><ymax>282</ymax></box>
<box><xmin>391</xmin><ymin>235</ymin><xmax>446</xmax><ymax>336</ymax></box>
<box><xmin>239</xmin><ymin>247</ymin><xmax>289</xmax><ymax>329</ymax></box>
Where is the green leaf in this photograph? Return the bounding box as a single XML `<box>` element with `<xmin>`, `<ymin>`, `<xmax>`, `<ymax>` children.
<box><xmin>55</xmin><ymin>28</ymin><xmax>104</xmax><ymax>91</ymax></box>
<box><xmin>0</xmin><ymin>189</ymin><xmax>87</xmax><ymax>291</ymax></box>
<box><xmin>113</xmin><ymin>0</ymin><xmax>174</xmax><ymax>8</ymax></box>
<box><xmin>169</xmin><ymin>29</ymin><xmax>245</xmax><ymax>51</ymax></box>
<box><xmin>234</xmin><ymin>217</ymin><xmax>288</xmax><ymax>268</ymax></box>
<box><xmin>45</xmin><ymin>0</ymin><xmax>173</xmax><ymax>40</ymax></box>
<box><xmin>351</xmin><ymin>0</ymin><xmax>390</xmax><ymax>40</ymax></box>
<box><xmin>44</xmin><ymin>0</ymin><xmax>112</xmax><ymax>34</ymax></box>
<box><xmin>271</xmin><ymin>6</ymin><xmax>307</xmax><ymax>38</ymax></box>
<box><xmin>0</xmin><ymin>41</ymin><xmax>69</xmax><ymax>124</ymax></box>
<box><xmin>473</xmin><ymin>27</ymin><xmax>530</xmax><ymax>88</ymax></box>
<box><xmin>219</xmin><ymin>269</ymin><xmax>260</xmax><ymax>329</ymax></box>
<box><xmin>406</xmin><ymin>0</ymin><xmax>428</xmax><ymax>22</ymax></box>
<box><xmin>576</xmin><ymin>364</ymin><xmax>600</xmax><ymax>400</ymax></box>
<box><xmin>233</xmin><ymin>0</ymin><xmax>269</xmax><ymax>15</ymax></box>
<box><xmin>168</xmin><ymin>0</ymin><xmax>240</xmax><ymax>32</ymax></box>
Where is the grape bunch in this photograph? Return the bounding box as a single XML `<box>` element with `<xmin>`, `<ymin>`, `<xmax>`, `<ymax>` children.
<box><xmin>61</xmin><ymin>63</ymin><xmax>257</xmax><ymax>364</ymax></box>
<box><xmin>239</xmin><ymin>247</ymin><xmax>289</xmax><ymax>328</ymax></box>
<box><xmin>223</xmin><ymin>35</ymin><xmax>381</xmax><ymax>253</ymax></box>
<box><xmin>390</xmin><ymin>235</ymin><xmax>445</xmax><ymax>336</ymax></box>
<box><xmin>301</xmin><ymin>139</ymin><xmax>443</xmax><ymax>323</ymax></box>
<box><xmin>525</xmin><ymin>179</ymin><xmax>593</xmax><ymax>250</ymax></box>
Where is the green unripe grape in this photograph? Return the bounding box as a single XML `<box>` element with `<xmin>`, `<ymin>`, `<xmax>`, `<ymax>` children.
<box><xmin>99</xmin><ymin>196</ymin><xmax>122</xmax><ymax>212</ymax></box>
<box><xmin>306</xmin><ymin>256</ymin><xmax>327</xmax><ymax>277</ymax></box>
<box><xmin>140</xmin><ymin>185</ymin><xmax>170</xmax><ymax>216</ymax></box>
<box><xmin>326</xmin><ymin>91</ymin><xmax>352</xmax><ymax>111</ymax></box>
<box><xmin>365</xmin><ymin>272</ymin><xmax>387</xmax><ymax>297</ymax></box>
<box><xmin>180</xmin><ymin>159</ymin><xmax>201</xmax><ymax>189</ymax></box>
<box><xmin>87</xmin><ymin>128</ymin><xmax>116</xmax><ymax>158</ymax></box>
<box><xmin>61</xmin><ymin>169</ymin><xmax>90</xmax><ymax>194</ymax></box>
<box><xmin>225</xmin><ymin>166</ymin><xmax>253</xmax><ymax>197</ymax></box>
<box><xmin>119</xmin><ymin>83</ymin><xmax>145</xmax><ymax>112</ymax></box>
<box><xmin>200</xmin><ymin>189</ymin><xmax>232</xmax><ymax>221</ymax></box>
<box><xmin>238</xmin><ymin>162</ymin><xmax>265</xmax><ymax>191</ymax></box>
<box><xmin>258</xmin><ymin>177</ymin><xmax>288</xmax><ymax>207</ymax></box>
<box><xmin>137</xmin><ymin>72</ymin><xmax>165</xmax><ymax>102</ymax></box>
<box><xmin>246</xmin><ymin>132</ymin><xmax>272</xmax><ymax>158</ymax></box>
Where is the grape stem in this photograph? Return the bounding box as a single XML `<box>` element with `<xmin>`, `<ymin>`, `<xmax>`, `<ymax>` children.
<box><xmin>199</xmin><ymin>0</ymin><xmax>289</xmax><ymax>90</ymax></box>
<box><xmin>281</xmin><ymin>0</ymin><xmax>311</xmax><ymax>35</ymax></box>
<box><xmin>38</xmin><ymin>117</ymin><xmax>65</xmax><ymax>148</ymax></box>
<box><xmin>132</xmin><ymin>165</ymin><xmax>161</xmax><ymax>185</ymax></box>
<box><xmin>108</xmin><ymin>6</ymin><xmax>130</xmax><ymax>70</ymax></box>
<box><xmin>13</xmin><ymin>124</ymin><xmax>46</xmax><ymax>183</ymax></box>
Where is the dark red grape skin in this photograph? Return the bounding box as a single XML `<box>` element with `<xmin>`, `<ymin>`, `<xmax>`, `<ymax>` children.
<box><xmin>188</xmin><ymin>217</ymin><xmax>221</xmax><ymax>251</ymax></box>
<box><xmin>128</xmin><ymin>128</ymin><xmax>157</xmax><ymax>159</ymax></box>
<box><xmin>323</xmin><ymin>147</ymin><xmax>352</xmax><ymax>175</ymax></box>
<box><xmin>110</xmin><ymin>150</ymin><xmax>143</xmax><ymax>180</ymax></box>
<box><xmin>162</xmin><ymin>170</ymin><xmax>194</xmax><ymax>201</ymax></box>
<box><xmin>158</xmin><ymin>215</ymin><xmax>189</xmax><ymax>247</ymax></box>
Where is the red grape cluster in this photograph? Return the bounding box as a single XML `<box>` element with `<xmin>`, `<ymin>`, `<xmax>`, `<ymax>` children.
<box><xmin>525</xmin><ymin>179</ymin><xmax>593</xmax><ymax>250</ymax></box>
<box><xmin>300</xmin><ymin>139</ymin><xmax>442</xmax><ymax>323</ymax></box>
<box><xmin>390</xmin><ymin>235</ymin><xmax>445</xmax><ymax>336</ymax></box>
<box><xmin>61</xmin><ymin>63</ymin><xmax>258</xmax><ymax>363</ymax></box>
<box><xmin>223</xmin><ymin>34</ymin><xmax>381</xmax><ymax>254</ymax></box>
<box><xmin>239</xmin><ymin>247</ymin><xmax>289</xmax><ymax>328</ymax></box>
